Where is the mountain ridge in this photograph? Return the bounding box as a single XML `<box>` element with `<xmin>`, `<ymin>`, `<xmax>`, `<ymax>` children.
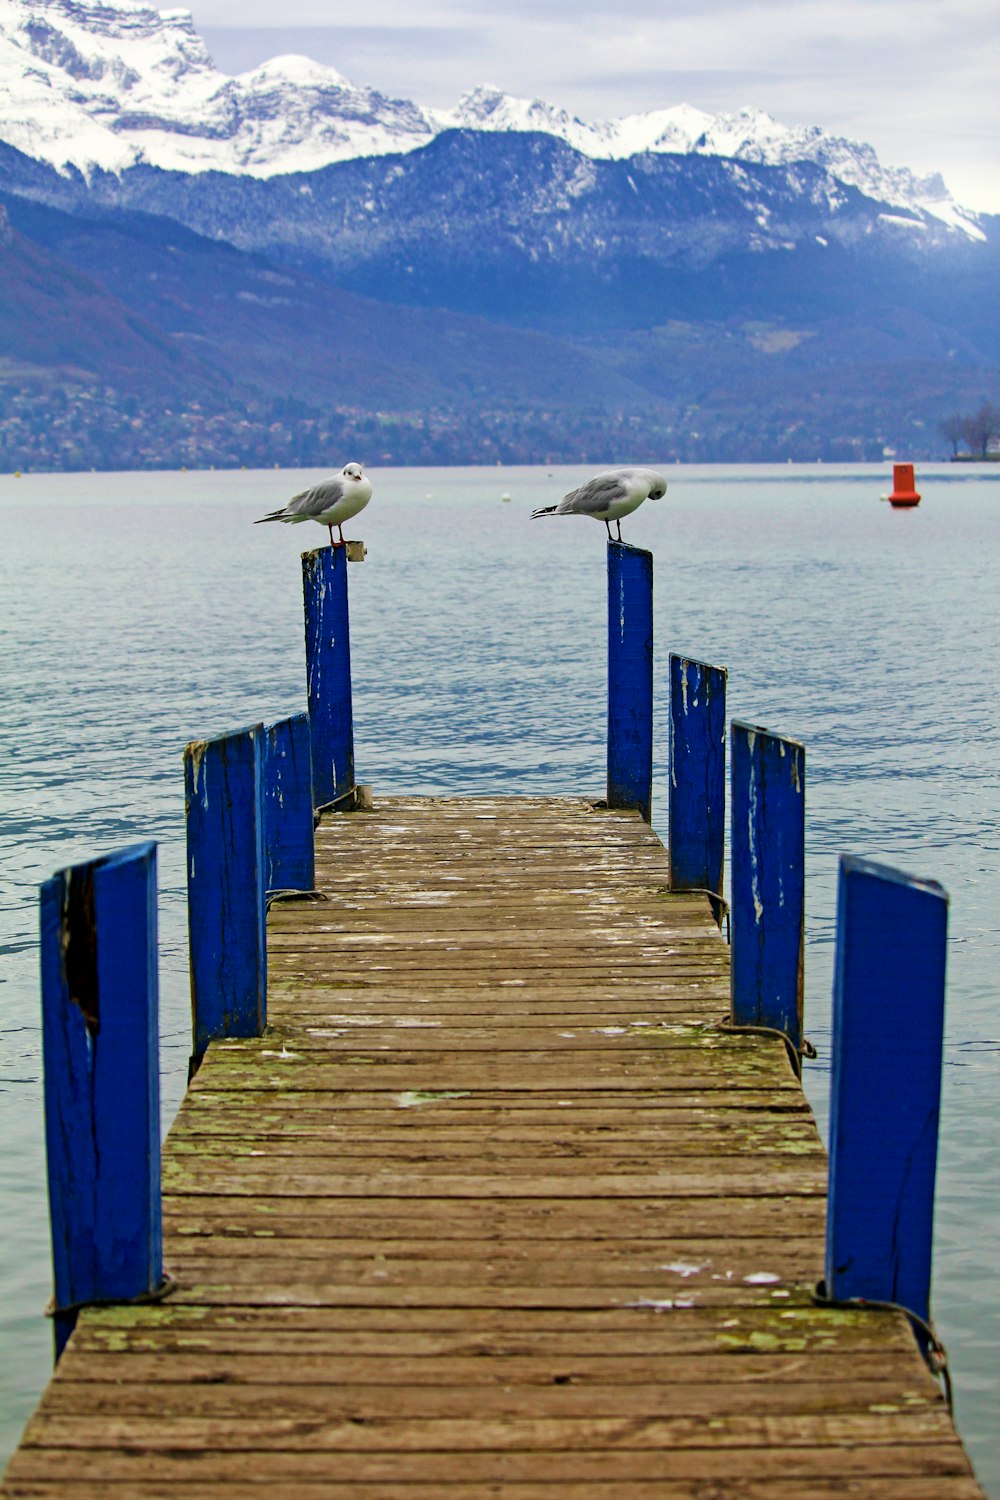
<box><xmin>4</xmin><ymin>130</ymin><xmax>984</xmax><ymax>345</ymax></box>
<box><xmin>0</xmin><ymin>0</ymin><xmax>983</xmax><ymax>237</ymax></box>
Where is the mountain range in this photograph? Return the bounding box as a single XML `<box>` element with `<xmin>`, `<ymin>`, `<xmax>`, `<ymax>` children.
<box><xmin>0</xmin><ymin>0</ymin><xmax>997</xmax><ymax>469</ymax></box>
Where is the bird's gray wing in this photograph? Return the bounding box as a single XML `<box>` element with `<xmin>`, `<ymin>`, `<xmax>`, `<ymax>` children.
<box><xmin>285</xmin><ymin>478</ymin><xmax>346</xmax><ymax>517</ymax></box>
<box><xmin>560</xmin><ymin>472</ymin><xmax>628</xmax><ymax>515</ymax></box>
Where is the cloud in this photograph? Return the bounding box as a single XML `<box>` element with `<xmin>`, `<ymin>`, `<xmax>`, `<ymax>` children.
<box><xmin>201</xmin><ymin>25</ymin><xmax>486</xmax><ymax>80</ymax></box>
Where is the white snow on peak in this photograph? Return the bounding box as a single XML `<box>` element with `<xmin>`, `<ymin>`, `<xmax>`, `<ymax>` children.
<box><xmin>238</xmin><ymin>54</ymin><xmax>351</xmax><ymax>89</ymax></box>
<box><xmin>0</xmin><ymin>0</ymin><xmax>983</xmax><ymax>237</ymax></box>
<box><xmin>440</xmin><ymin>85</ymin><xmax>620</xmax><ymax>157</ymax></box>
<box><xmin>0</xmin><ymin>0</ymin><xmax>436</xmax><ymax>174</ymax></box>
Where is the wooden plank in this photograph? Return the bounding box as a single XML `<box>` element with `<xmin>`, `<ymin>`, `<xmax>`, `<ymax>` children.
<box><xmin>39</xmin><ymin>1378</ymin><xmax>942</xmax><ymax>1420</ymax></box>
<box><xmin>64</xmin><ymin>1303</ymin><xmax>926</xmax><ymax>1355</ymax></box>
<box><xmin>3</xmin><ymin>1446</ymin><xmax>982</xmax><ymax>1486</ymax></box>
<box><xmin>173</xmin><ymin>1092</ymin><xmax>812</xmax><ymax>1115</ymax></box>
<box><xmin>2</xmin><ymin>1481</ymin><xmax>987</xmax><ymax>1500</ymax></box>
<box><xmin>200</xmin><ymin>1026</ymin><xmax>775</xmax><ymax>1054</ymax></box>
<box><xmin>160</xmin><ymin>1198</ymin><xmax>827</xmax><ymax>1238</ymax></box>
<box><xmin>53</xmin><ymin>1349</ymin><xmax>928</xmax><ymax>1385</ymax></box>
<box><xmin>166</xmin><ymin>1126</ymin><xmax>825</xmax><ymax>1154</ymax></box>
<box><xmin>158</xmin><ymin>1165</ymin><xmax>828</xmax><ymax>1198</ymax></box>
<box><xmin>15</xmin><ymin>1408</ymin><xmax>962</xmax><ymax>1451</ymax></box>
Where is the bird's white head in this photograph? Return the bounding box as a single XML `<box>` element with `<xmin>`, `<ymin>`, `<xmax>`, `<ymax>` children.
<box><xmin>647</xmin><ymin>472</ymin><xmax>668</xmax><ymax>500</ymax></box>
<box><xmin>343</xmin><ymin>462</ymin><xmax>365</xmax><ymax>480</ymax></box>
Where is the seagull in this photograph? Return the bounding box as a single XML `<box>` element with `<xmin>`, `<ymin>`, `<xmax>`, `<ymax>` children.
<box><xmin>531</xmin><ymin>466</ymin><xmax>667</xmax><ymax>541</ymax></box>
<box><xmin>255</xmin><ymin>462</ymin><xmax>372</xmax><ymax>547</ymax></box>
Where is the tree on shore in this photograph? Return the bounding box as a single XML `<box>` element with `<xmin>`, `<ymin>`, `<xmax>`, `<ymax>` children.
<box><xmin>938</xmin><ymin>413</ymin><xmax>965</xmax><ymax>457</ymax></box>
<box><xmin>953</xmin><ymin>401</ymin><xmax>1000</xmax><ymax>458</ymax></box>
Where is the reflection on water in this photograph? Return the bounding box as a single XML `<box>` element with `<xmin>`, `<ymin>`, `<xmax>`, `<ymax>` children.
<box><xmin>1</xmin><ymin>463</ymin><xmax>998</xmax><ymax>1490</ymax></box>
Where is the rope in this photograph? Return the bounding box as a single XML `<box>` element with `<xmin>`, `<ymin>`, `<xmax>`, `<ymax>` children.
<box><xmin>713</xmin><ymin>1015</ymin><xmax>817</xmax><ymax>1077</ymax></box>
<box><xmin>812</xmin><ymin>1279</ymin><xmax>953</xmax><ymax>1413</ymax></box>
<box><xmin>47</xmin><ymin>1271</ymin><xmax>178</xmax><ymax>1320</ymax></box>
<box><xmin>669</xmin><ymin>886</ymin><xmax>731</xmax><ymax>942</ymax></box>
<box><xmin>265</xmin><ymin>888</ymin><xmax>329</xmax><ymax>910</ymax></box>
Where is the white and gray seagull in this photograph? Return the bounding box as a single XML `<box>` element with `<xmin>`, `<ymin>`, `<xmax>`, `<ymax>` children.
<box><xmin>255</xmin><ymin>462</ymin><xmax>372</xmax><ymax>548</ymax></box>
<box><xmin>531</xmin><ymin>466</ymin><xmax>667</xmax><ymax>541</ymax></box>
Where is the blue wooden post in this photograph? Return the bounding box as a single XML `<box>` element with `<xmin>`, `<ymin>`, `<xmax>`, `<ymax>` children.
<box><xmin>263</xmin><ymin>712</ymin><xmax>315</xmax><ymax>894</ymax></box>
<box><xmin>184</xmin><ymin>724</ymin><xmax>266</xmax><ymax>1064</ymax></box>
<box><xmin>730</xmin><ymin>720</ymin><xmax>805</xmax><ymax>1052</ymax></box>
<box><xmin>607</xmin><ymin>541</ymin><xmax>653</xmax><ymax>821</ymax></box>
<box><xmin>302</xmin><ymin>544</ymin><xmax>355</xmax><ymax>809</ymax></box>
<box><xmin>39</xmin><ymin>842</ymin><xmax>162</xmax><ymax>1359</ymax></box>
<box><xmin>668</xmin><ymin>654</ymin><xmax>727</xmax><ymax>901</ymax></box>
<box><xmin>826</xmin><ymin>856</ymin><xmax>948</xmax><ymax>1324</ymax></box>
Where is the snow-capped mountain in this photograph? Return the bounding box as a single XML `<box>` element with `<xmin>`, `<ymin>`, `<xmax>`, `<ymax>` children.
<box><xmin>0</xmin><ymin>0</ymin><xmax>982</xmax><ymax>238</ymax></box>
<box><xmin>450</xmin><ymin>88</ymin><xmax>978</xmax><ymax>237</ymax></box>
<box><xmin>0</xmin><ymin>0</ymin><xmax>438</xmax><ymax>174</ymax></box>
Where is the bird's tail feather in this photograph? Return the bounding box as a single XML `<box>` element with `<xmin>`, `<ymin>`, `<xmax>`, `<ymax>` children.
<box><xmin>254</xmin><ymin>510</ymin><xmax>285</xmax><ymax>524</ymax></box>
<box><xmin>531</xmin><ymin>505</ymin><xmax>558</xmax><ymax>518</ymax></box>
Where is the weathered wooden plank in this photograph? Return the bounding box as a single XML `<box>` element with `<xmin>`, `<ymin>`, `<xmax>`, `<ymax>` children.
<box><xmin>149</xmin><ymin>1286</ymin><xmax>819</xmax><ymax>1314</ymax></box>
<box><xmin>172</xmin><ymin>1092</ymin><xmax>812</xmax><ymax>1117</ymax></box>
<box><xmin>52</xmin><ymin>1348</ymin><xmax>928</xmax><ymax>1385</ymax></box>
<box><xmin>188</xmin><ymin>1039</ymin><xmax>791</xmax><ymax>1073</ymax></box>
<box><xmin>270</xmin><ymin>986</ymin><xmax>727</xmax><ymax>1002</ymax></box>
<box><xmin>159</xmin><ymin>1164</ymin><xmax>827</xmax><ymax>1197</ymax></box>
<box><xmin>162</xmin><ymin>1234</ymin><xmax>823</xmax><ymax>1274</ymax></box>
<box><xmin>17</xmin><ymin>1407</ymin><xmax>961</xmax><ymax>1451</ymax></box>
<box><xmin>266</xmin><ymin>985</ymin><xmax>730</xmax><ymax>1005</ymax></box>
<box><xmin>160</xmin><ymin>1197</ymin><xmax>826</xmax><ymax>1237</ymax></box>
<box><xmin>264</xmin><ymin>932</ymin><xmax>726</xmax><ymax>952</ymax></box>
<box><xmin>267</xmin><ymin>899</ymin><xmax>717</xmax><ymax>917</ymax></box>
<box><xmin>2</xmin><ymin>1479</ymin><xmax>986</xmax><ymax>1499</ymax></box>
<box><xmin>167</xmin><ymin>1124</ymin><xmax>824</xmax><ymax>1153</ymax></box>
<box><xmin>169</xmin><ymin>1094</ymin><xmax>811</xmax><ymax>1119</ymax></box>
<box><xmin>180</xmin><ymin>1078</ymin><xmax>798</xmax><ymax>1106</ymax></box>
<box><xmin>66</xmin><ymin>1303</ymin><xmax>924</xmax><ymax>1356</ymax></box>
<box><xmin>3</xmin><ymin>1445</ymin><xmax>981</xmax><ymax>1487</ymax></box>
<box><xmin>204</xmin><ymin>1025</ymin><xmax>772</xmax><ymax>1054</ymax></box>
<box><xmin>40</xmin><ymin>1377</ymin><xmax>941</xmax><ymax>1420</ymax></box>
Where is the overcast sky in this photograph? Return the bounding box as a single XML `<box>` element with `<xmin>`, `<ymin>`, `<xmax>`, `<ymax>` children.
<box><xmin>193</xmin><ymin>0</ymin><xmax>1000</xmax><ymax>212</ymax></box>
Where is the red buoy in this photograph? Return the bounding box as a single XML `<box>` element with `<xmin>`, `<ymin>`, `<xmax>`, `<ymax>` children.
<box><xmin>888</xmin><ymin>463</ymin><xmax>921</xmax><ymax>508</ymax></box>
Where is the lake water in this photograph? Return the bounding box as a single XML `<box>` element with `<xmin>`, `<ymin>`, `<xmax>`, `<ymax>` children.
<box><xmin>1</xmin><ymin>462</ymin><xmax>998</xmax><ymax>1491</ymax></box>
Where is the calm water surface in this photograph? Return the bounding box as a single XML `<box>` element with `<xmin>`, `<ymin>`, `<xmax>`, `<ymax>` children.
<box><xmin>1</xmin><ymin>463</ymin><xmax>998</xmax><ymax>1489</ymax></box>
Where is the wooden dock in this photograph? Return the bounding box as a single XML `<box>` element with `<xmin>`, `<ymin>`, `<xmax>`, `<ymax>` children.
<box><xmin>2</xmin><ymin>795</ymin><xmax>984</xmax><ymax>1497</ymax></box>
